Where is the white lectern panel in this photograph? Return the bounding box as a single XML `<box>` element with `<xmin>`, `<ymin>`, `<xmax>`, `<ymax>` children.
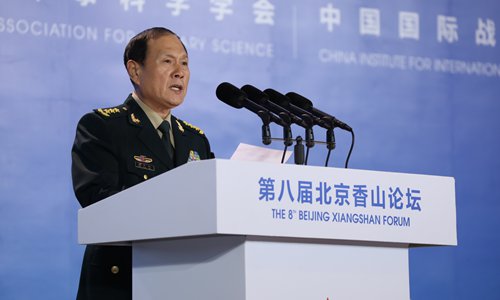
<box><xmin>133</xmin><ymin>236</ymin><xmax>409</xmax><ymax>300</ymax></box>
<box><xmin>79</xmin><ymin>159</ymin><xmax>456</xmax><ymax>246</ymax></box>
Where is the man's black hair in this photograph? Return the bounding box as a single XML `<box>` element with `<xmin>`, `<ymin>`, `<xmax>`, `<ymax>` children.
<box><xmin>123</xmin><ymin>27</ymin><xmax>187</xmax><ymax>67</ymax></box>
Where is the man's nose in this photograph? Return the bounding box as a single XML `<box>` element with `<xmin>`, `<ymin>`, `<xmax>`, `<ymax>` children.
<box><xmin>172</xmin><ymin>64</ymin><xmax>185</xmax><ymax>79</ymax></box>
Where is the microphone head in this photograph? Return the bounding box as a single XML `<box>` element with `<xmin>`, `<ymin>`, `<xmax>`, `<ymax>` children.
<box><xmin>216</xmin><ymin>82</ymin><xmax>246</xmax><ymax>109</ymax></box>
<box><xmin>286</xmin><ymin>92</ymin><xmax>313</xmax><ymax>111</ymax></box>
<box><xmin>241</xmin><ymin>85</ymin><xmax>269</xmax><ymax>106</ymax></box>
<box><xmin>264</xmin><ymin>88</ymin><xmax>290</xmax><ymax>108</ymax></box>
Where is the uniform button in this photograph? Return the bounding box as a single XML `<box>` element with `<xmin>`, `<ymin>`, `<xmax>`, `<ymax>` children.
<box><xmin>111</xmin><ymin>266</ymin><xmax>120</xmax><ymax>274</ymax></box>
<box><xmin>143</xmin><ymin>174</ymin><xmax>148</xmax><ymax>180</ymax></box>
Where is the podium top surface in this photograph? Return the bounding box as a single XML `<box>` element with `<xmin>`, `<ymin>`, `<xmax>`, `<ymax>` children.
<box><xmin>78</xmin><ymin>159</ymin><xmax>457</xmax><ymax>247</ymax></box>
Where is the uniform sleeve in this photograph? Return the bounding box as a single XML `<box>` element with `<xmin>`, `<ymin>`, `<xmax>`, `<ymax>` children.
<box><xmin>71</xmin><ymin>113</ymin><xmax>121</xmax><ymax>208</ymax></box>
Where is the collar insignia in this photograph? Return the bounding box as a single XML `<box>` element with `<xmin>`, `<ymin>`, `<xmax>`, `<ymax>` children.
<box><xmin>130</xmin><ymin>113</ymin><xmax>141</xmax><ymax>124</ymax></box>
<box><xmin>176</xmin><ymin>120</ymin><xmax>184</xmax><ymax>133</ymax></box>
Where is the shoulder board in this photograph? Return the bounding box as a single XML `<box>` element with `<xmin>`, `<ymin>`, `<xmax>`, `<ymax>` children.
<box><xmin>181</xmin><ymin>120</ymin><xmax>205</xmax><ymax>135</ymax></box>
<box><xmin>94</xmin><ymin>104</ymin><xmax>128</xmax><ymax>118</ymax></box>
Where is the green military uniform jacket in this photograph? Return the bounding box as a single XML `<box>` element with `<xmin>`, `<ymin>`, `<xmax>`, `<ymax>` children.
<box><xmin>71</xmin><ymin>95</ymin><xmax>213</xmax><ymax>299</ymax></box>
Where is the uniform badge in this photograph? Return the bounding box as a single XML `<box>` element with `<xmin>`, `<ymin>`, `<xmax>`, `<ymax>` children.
<box><xmin>176</xmin><ymin>120</ymin><xmax>184</xmax><ymax>133</ymax></box>
<box><xmin>97</xmin><ymin>107</ymin><xmax>121</xmax><ymax>117</ymax></box>
<box><xmin>130</xmin><ymin>113</ymin><xmax>141</xmax><ymax>124</ymax></box>
<box><xmin>182</xmin><ymin>120</ymin><xmax>204</xmax><ymax>135</ymax></box>
<box><xmin>134</xmin><ymin>155</ymin><xmax>155</xmax><ymax>171</ymax></box>
<box><xmin>134</xmin><ymin>155</ymin><xmax>153</xmax><ymax>163</ymax></box>
<box><xmin>188</xmin><ymin>150</ymin><xmax>201</xmax><ymax>162</ymax></box>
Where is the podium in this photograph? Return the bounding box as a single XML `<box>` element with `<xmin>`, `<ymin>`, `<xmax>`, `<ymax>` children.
<box><xmin>78</xmin><ymin>159</ymin><xmax>457</xmax><ymax>300</ymax></box>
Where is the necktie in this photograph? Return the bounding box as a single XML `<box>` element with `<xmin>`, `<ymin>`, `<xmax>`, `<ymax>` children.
<box><xmin>158</xmin><ymin>121</ymin><xmax>174</xmax><ymax>160</ymax></box>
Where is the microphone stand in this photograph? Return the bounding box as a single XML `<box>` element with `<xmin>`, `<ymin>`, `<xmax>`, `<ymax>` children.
<box><xmin>301</xmin><ymin>115</ymin><xmax>314</xmax><ymax>165</ymax></box>
<box><xmin>256</xmin><ymin>111</ymin><xmax>272</xmax><ymax>145</ymax></box>
<box><xmin>294</xmin><ymin>136</ymin><xmax>305</xmax><ymax>165</ymax></box>
<box><xmin>269</xmin><ymin>137</ymin><xmax>340</xmax><ymax>166</ymax></box>
<box><xmin>277</xmin><ymin>112</ymin><xmax>293</xmax><ymax>147</ymax></box>
<box><xmin>324</xmin><ymin>118</ymin><xmax>335</xmax><ymax>166</ymax></box>
<box><xmin>281</xmin><ymin>125</ymin><xmax>293</xmax><ymax>164</ymax></box>
<box><xmin>325</xmin><ymin>122</ymin><xmax>336</xmax><ymax>151</ymax></box>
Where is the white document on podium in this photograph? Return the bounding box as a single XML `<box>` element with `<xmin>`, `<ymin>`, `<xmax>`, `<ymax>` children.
<box><xmin>230</xmin><ymin>143</ymin><xmax>292</xmax><ymax>164</ymax></box>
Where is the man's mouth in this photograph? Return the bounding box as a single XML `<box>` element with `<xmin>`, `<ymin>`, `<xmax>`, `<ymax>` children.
<box><xmin>170</xmin><ymin>84</ymin><xmax>183</xmax><ymax>91</ymax></box>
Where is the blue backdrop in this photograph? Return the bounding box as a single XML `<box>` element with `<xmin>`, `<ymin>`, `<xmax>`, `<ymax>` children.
<box><xmin>1</xmin><ymin>0</ymin><xmax>499</xmax><ymax>299</ymax></box>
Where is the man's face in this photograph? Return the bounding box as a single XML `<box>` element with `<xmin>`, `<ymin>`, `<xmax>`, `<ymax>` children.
<box><xmin>133</xmin><ymin>34</ymin><xmax>190</xmax><ymax>112</ymax></box>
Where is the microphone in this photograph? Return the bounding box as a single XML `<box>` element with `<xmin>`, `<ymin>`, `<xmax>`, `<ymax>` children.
<box><xmin>264</xmin><ymin>88</ymin><xmax>316</xmax><ymax>148</ymax></box>
<box><xmin>241</xmin><ymin>84</ymin><xmax>299</xmax><ymax>146</ymax></box>
<box><xmin>216</xmin><ymin>82</ymin><xmax>290</xmax><ymax>145</ymax></box>
<box><xmin>264</xmin><ymin>89</ymin><xmax>330</xmax><ymax>129</ymax></box>
<box><xmin>216</xmin><ymin>82</ymin><xmax>291</xmax><ymax>127</ymax></box>
<box><xmin>286</xmin><ymin>92</ymin><xmax>352</xmax><ymax>132</ymax></box>
<box><xmin>242</xmin><ymin>85</ymin><xmax>310</xmax><ymax>129</ymax></box>
<box><xmin>287</xmin><ymin>92</ymin><xmax>355</xmax><ymax>168</ymax></box>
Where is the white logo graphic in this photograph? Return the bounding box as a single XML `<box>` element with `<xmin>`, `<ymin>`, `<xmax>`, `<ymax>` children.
<box><xmin>120</xmin><ymin>0</ymin><xmax>145</xmax><ymax>13</ymax></box>
<box><xmin>360</xmin><ymin>8</ymin><xmax>380</xmax><ymax>36</ymax></box>
<box><xmin>437</xmin><ymin>15</ymin><xmax>458</xmax><ymax>43</ymax></box>
<box><xmin>320</xmin><ymin>3</ymin><xmax>341</xmax><ymax>32</ymax></box>
<box><xmin>253</xmin><ymin>0</ymin><xmax>275</xmax><ymax>25</ymax></box>
<box><xmin>76</xmin><ymin>0</ymin><xmax>96</xmax><ymax>7</ymax></box>
<box><xmin>210</xmin><ymin>0</ymin><xmax>233</xmax><ymax>21</ymax></box>
<box><xmin>399</xmin><ymin>12</ymin><xmax>419</xmax><ymax>40</ymax></box>
<box><xmin>166</xmin><ymin>0</ymin><xmax>190</xmax><ymax>16</ymax></box>
<box><xmin>476</xmin><ymin>18</ymin><xmax>496</xmax><ymax>47</ymax></box>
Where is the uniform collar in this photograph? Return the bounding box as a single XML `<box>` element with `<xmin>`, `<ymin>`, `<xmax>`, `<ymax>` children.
<box><xmin>131</xmin><ymin>92</ymin><xmax>172</xmax><ymax>130</ymax></box>
<box><xmin>124</xmin><ymin>94</ymin><xmax>175</xmax><ymax>169</ymax></box>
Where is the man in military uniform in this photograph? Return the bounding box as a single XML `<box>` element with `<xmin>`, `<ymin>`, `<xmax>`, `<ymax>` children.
<box><xmin>71</xmin><ymin>27</ymin><xmax>213</xmax><ymax>299</ymax></box>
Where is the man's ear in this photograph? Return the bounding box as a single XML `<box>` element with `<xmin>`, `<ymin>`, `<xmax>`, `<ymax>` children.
<box><xmin>126</xmin><ymin>60</ymin><xmax>141</xmax><ymax>86</ymax></box>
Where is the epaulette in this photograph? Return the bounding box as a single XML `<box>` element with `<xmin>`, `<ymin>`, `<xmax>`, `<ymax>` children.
<box><xmin>181</xmin><ymin>120</ymin><xmax>205</xmax><ymax>135</ymax></box>
<box><xmin>94</xmin><ymin>104</ymin><xmax>129</xmax><ymax>118</ymax></box>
